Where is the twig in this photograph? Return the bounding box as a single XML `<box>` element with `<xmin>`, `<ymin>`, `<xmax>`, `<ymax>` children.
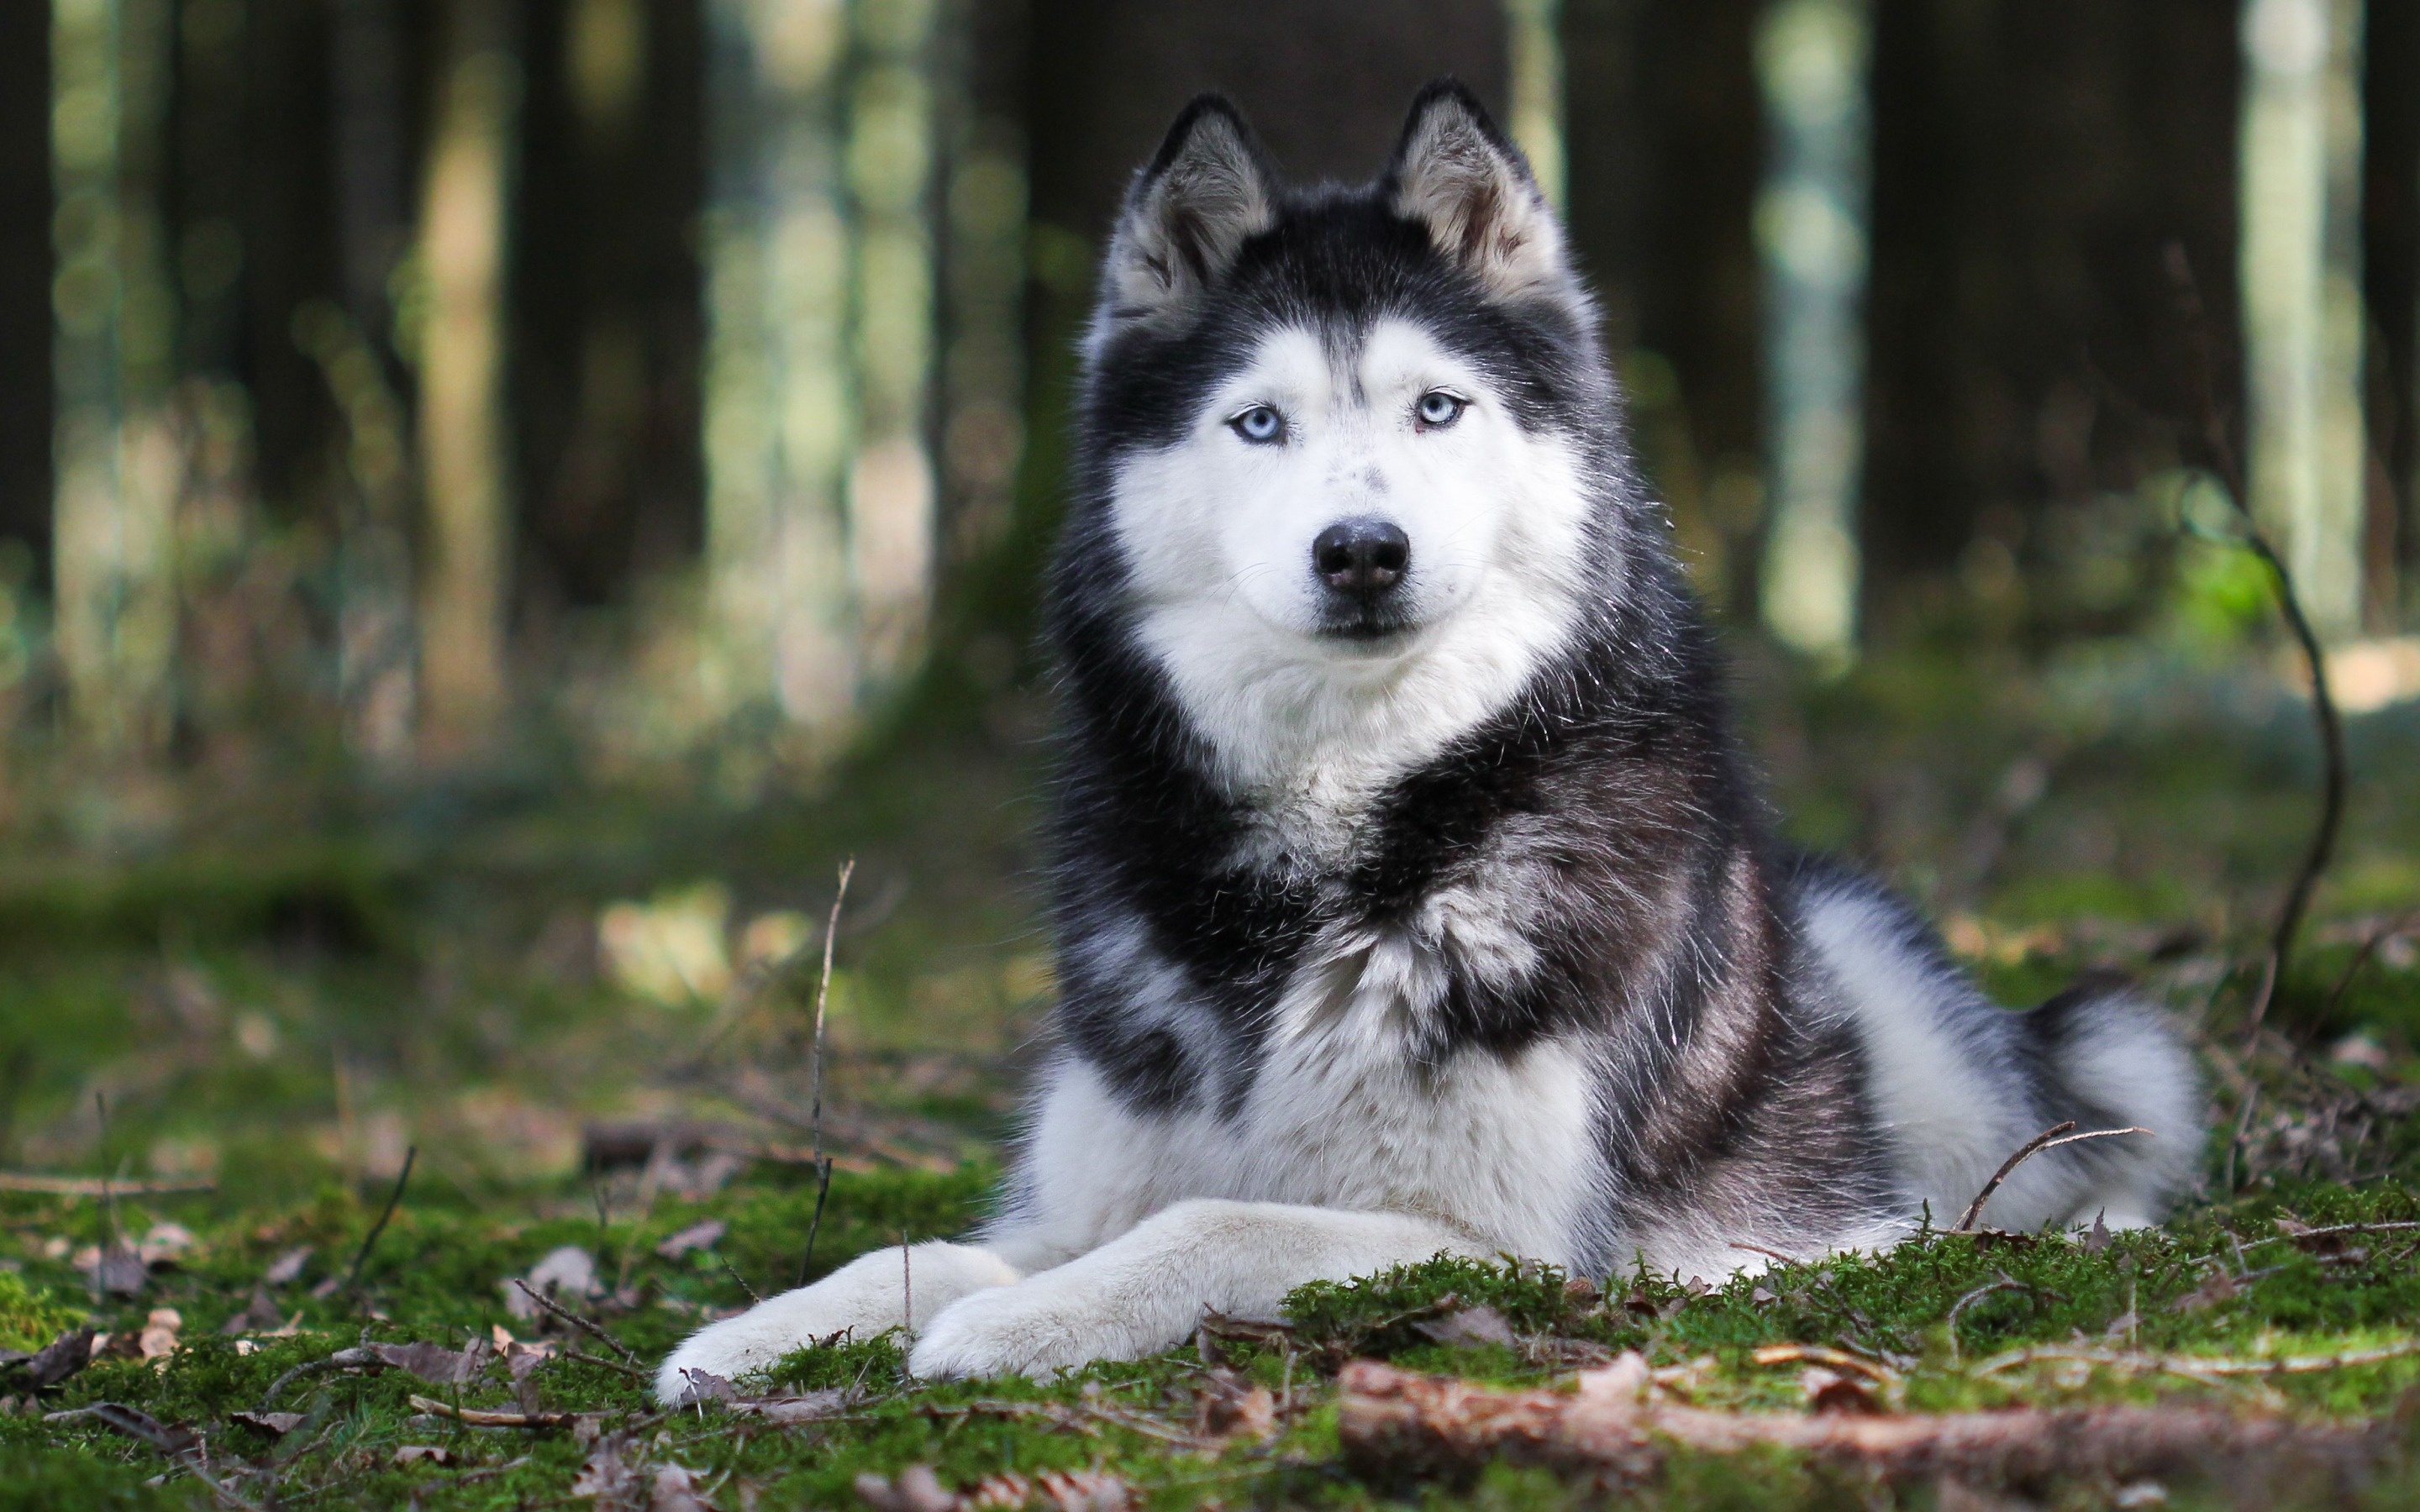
<box><xmin>509</xmin><ymin>1278</ymin><xmax>640</xmax><ymax>1365</ymax></box>
<box><xmin>2163</xmin><ymin>244</ymin><xmax>2349</xmax><ymax>1042</ymax></box>
<box><xmin>339</xmin><ymin>1146</ymin><xmax>416</xmax><ymax>1295</ymax></box>
<box><xmin>1944</xmin><ymin>1277</ymin><xmax>2028</xmax><ymax>1364</ymax></box>
<box><xmin>561</xmin><ymin>1345</ymin><xmax>648</xmax><ymax>1383</ymax></box>
<box><xmin>258</xmin><ymin>1345</ymin><xmax>389</xmax><ymax>1414</ymax></box>
<box><xmin>2223</xmin><ymin>1085</ymin><xmax>2260</xmax><ymax>1194</ymax></box>
<box><xmin>716</xmin><ymin>1252</ymin><xmax>765</xmax><ymax>1305</ymax></box>
<box><xmin>2252</xmin><ymin>1220</ymin><xmax>2420</xmax><ymax>1243</ymax></box>
<box><xmin>406</xmin><ymin>1394</ymin><xmax>579</xmax><ymax>1430</ymax></box>
<box><xmin>1952</xmin><ymin>1123</ymin><xmax>2150</xmax><ymax>1232</ymax></box>
<box><xmin>1726</xmin><ymin>1242</ymin><xmax>1803</xmax><ymax>1269</ymax></box>
<box><xmin>797</xmin><ymin>858</ymin><xmax>855</xmax><ymax>1288</ymax></box>
<box><xmin>2319</xmin><ymin>911</ymin><xmax>2418</xmax><ymax>1026</ymax></box>
<box><xmin>1748</xmin><ymin>1344</ymin><xmax>1901</xmax><ymax>1383</ymax></box>
<box><xmin>561</xmin><ymin>1349</ymin><xmax>649</xmax><ymax>1381</ymax></box>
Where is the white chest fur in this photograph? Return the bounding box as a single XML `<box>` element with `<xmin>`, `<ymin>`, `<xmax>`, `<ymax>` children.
<box><xmin>1014</xmin><ymin>932</ymin><xmax>1596</xmax><ymax>1270</ymax></box>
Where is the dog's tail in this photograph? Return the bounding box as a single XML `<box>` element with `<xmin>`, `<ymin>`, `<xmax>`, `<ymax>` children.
<box><xmin>2010</xmin><ymin>973</ymin><xmax>2204</xmax><ymax>1229</ymax></box>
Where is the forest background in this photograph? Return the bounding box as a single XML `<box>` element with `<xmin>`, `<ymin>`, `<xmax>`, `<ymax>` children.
<box><xmin>0</xmin><ymin>1</ymin><xmax>2417</xmax><ymax>1506</ymax></box>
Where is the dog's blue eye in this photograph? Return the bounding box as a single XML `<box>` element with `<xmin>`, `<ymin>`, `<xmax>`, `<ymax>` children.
<box><xmin>1232</xmin><ymin>406</ymin><xmax>1284</xmax><ymax>444</ymax></box>
<box><xmin>1417</xmin><ymin>391</ymin><xmax>1465</xmax><ymax>428</ymax></box>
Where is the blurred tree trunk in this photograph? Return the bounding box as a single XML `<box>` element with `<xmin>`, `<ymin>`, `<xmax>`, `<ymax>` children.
<box><xmin>53</xmin><ymin>0</ymin><xmax>182</xmax><ymax>757</ymax></box>
<box><xmin>0</xmin><ymin>7</ymin><xmax>50</xmax><ymax>584</ymax></box>
<box><xmin>2365</xmin><ymin>0</ymin><xmax>2417</xmax><ymax>626</ymax></box>
<box><xmin>415</xmin><ymin>0</ymin><xmax>521</xmax><ymax>758</ymax></box>
<box><xmin>1859</xmin><ymin>0</ymin><xmax>2241</xmax><ymax>639</ymax></box>
<box><xmin>1562</xmin><ymin>0</ymin><xmax>1766</xmax><ymax>617</ymax></box>
<box><xmin>513</xmin><ymin>0</ymin><xmax>703</xmax><ymax>617</ymax></box>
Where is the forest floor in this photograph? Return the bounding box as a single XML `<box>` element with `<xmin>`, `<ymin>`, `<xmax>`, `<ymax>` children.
<box><xmin>0</xmin><ymin>633</ymin><xmax>2417</xmax><ymax>1509</ymax></box>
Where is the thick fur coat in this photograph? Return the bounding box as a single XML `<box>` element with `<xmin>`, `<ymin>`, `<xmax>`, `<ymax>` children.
<box><xmin>656</xmin><ymin>83</ymin><xmax>2201</xmax><ymax>1399</ymax></box>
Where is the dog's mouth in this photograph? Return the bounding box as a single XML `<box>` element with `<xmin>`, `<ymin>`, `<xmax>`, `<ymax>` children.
<box><xmin>1314</xmin><ymin>602</ymin><xmax>1419</xmax><ymax>644</ymax></box>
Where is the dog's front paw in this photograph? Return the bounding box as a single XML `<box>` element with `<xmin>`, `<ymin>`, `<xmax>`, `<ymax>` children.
<box><xmin>654</xmin><ymin>1242</ymin><xmax>1022</xmax><ymax>1403</ymax></box>
<box><xmin>655</xmin><ymin>1303</ymin><xmax>823</xmax><ymax>1404</ymax></box>
<box><xmin>908</xmin><ymin>1273</ymin><xmax>1171</xmax><ymax>1380</ymax></box>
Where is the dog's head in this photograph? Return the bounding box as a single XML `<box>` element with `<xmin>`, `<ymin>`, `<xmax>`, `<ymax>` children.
<box><xmin>1062</xmin><ymin>83</ymin><xmax>1634</xmax><ymax>790</ymax></box>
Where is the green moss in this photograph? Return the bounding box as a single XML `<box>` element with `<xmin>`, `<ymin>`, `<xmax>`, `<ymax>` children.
<box><xmin>0</xmin><ymin>1272</ymin><xmax>82</xmax><ymax>1352</ymax></box>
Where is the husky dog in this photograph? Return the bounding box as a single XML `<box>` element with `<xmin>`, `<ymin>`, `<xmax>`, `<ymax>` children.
<box><xmin>657</xmin><ymin>82</ymin><xmax>2199</xmax><ymax>1399</ymax></box>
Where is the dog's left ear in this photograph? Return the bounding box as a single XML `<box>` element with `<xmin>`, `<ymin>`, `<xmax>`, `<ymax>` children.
<box><xmin>1386</xmin><ymin>81</ymin><xmax>1571</xmax><ymax>303</ymax></box>
<box><xmin>1099</xmin><ymin>96</ymin><xmax>1277</xmax><ymax>333</ymax></box>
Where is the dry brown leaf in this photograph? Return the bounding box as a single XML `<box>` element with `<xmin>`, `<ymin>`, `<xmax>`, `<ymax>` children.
<box><xmin>655</xmin><ymin>1220</ymin><xmax>726</xmax><ymax>1260</ymax></box>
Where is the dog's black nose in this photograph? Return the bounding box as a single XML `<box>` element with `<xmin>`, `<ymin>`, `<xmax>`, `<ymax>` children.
<box><xmin>1312</xmin><ymin>519</ymin><xmax>1410</xmax><ymax>597</ymax></box>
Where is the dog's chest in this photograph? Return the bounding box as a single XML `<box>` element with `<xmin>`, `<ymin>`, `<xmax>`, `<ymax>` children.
<box><xmin>1211</xmin><ymin>935</ymin><xmax>1594</xmax><ymax>1263</ymax></box>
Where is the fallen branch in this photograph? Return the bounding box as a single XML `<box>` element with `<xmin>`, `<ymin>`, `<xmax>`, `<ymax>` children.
<box><xmin>1977</xmin><ymin>1338</ymin><xmax>2420</xmax><ymax>1380</ymax></box>
<box><xmin>406</xmin><ymin>1394</ymin><xmax>581</xmax><ymax>1431</ymax></box>
<box><xmin>0</xmin><ymin>1173</ymin><xmax>214</xmax><ymax>1197</ymax></box>
<box><xmin>1337</xmin><ymin>1358</ymin><xmax>2384</xmax><ymax>1490</ymax></box>
<box><xmin>1952</xmin><ymin>1122</ymin><xmax>2150</xmax><ymax>1232</ymax></box>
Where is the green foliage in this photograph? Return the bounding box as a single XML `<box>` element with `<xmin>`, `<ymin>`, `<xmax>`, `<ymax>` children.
<box><xmin>0</xmin><ymin>1273</ymin><xmax>82</xmax><ymax>1352</ymax></box>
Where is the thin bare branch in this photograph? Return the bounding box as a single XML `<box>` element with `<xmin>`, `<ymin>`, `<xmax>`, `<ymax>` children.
<box><xmin>509</xmin><ymin>1278</ymin><xmax>640</xmax><ymax>1365</ymax></box>
<box><xmin>797</xmin><ymin>857</ymin><xmax>855</xmax><ymax>1288</ymax></box>
<box><xmin>1952</xmin><ymin>1123</ymin><xmax>2150</xmax><ymax>1232</ymax></box>
<box><xmin>2162</xmin><ymin>244</ymin><xmax>2349</xmax><ymax>1042</ymax></box>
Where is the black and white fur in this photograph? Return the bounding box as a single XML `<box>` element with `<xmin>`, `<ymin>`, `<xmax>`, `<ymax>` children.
<box><xmin>657</xmin><ymin>83</ymin><xmax>2200</xmax><ymax>1397</ymax></box>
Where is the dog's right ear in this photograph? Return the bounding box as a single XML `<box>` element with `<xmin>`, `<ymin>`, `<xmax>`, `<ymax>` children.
<box><xmin>1099</xmin><ymin>96</ymin><xmax>1276</xmax><ymax>331</ymax></box>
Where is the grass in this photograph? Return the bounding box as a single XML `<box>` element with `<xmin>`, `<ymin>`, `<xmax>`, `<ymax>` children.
<box><xmin>0</xmin><ymin>635</ymin><xmax>2415</xmax><ymax>1506</ymax></box>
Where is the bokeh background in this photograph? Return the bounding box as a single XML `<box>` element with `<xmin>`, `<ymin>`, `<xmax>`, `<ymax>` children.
<box><xmin>0</xmin><ymin>0</ymin><xmax>2412</xmax><ymax>1206</ymax></box>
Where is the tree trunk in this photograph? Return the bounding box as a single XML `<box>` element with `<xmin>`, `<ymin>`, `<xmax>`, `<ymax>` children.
<box><xmin>2365</xmin><ymin>0</ymin><xmax>2417</xmax><ymax>627</ymax></box>
<box><xmin>1860</xmin><ymin>0</ymin><xmax>2241</xmax><ymax>640</ymax></box>
<box><xmin>415</xmin><ymin>0</ymin><xmax>521</xmax><ymax>757</ymax></box>
<box><xmin>1562</xmin><ymin>0</ymin><xmax>1765</xmax><ymax>617</ymax></box>
<box><xmin>0</xmin><ymin>4</ymin><xmax>50</xmax><ymax>581</ymax></box>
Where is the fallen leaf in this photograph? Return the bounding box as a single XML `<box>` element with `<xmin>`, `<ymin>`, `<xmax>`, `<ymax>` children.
<box><xmin>2085</xmin><ymin>1210</ymin><xmax>2112</xmax><ymax>1254</ymax></box>
<box><xmin>570</xmin><ymin>1431</ymin><xmax>640</xmax><ymax>1503</ymax></box>
<box><xmin>71</xmin><ymin>1245</ymin><xmax>147</xmax><ymax>1298</ymax></box>
<box><xmin>18</xmin><ymin>1327</ymin><xmax>96</xmax><ymax>1389</ymax></box>
<box><xmin>1193</xmin><ymin>1369</ymin><xmax>1274</xmax><ymax>1441</ymax></box>
<box><xmin>858</xmin><ymin>1465</ymin><xmax>960</xmax><ymax>1512</ymax></box>
<box><xmin>394</xmin><ymin>1444</ymin><xmax>455</xmax><ymax>1467</ymax></box>
<box><xmin>1413</xmin><ymin>1305</ymin><xmax>1516</xmax><ymax>1348</ymax></box>
<box><xmin>231</xmin><ymin>1410</ymin><xmax>304</xmax><ymax>1436</ymax></box>
<box><xmin>137</xmin><ymin>1223</ymin><xmax>196</xmax><ymax>1268</ymax></box>
<box><xmin>369</xmin><ymin>1337</ymin><xmax>496</xmax><ymax>1385</ymax></box>
<box><xmin>263</xmin><ymin>1247</ymin><xmax>313</xmax><ymax>1286</ymax></box>
<box><xmin>504</xmin><ymin>1245</ymin><xmax>600</xmax><ymax>1320</ymax></box>
<box><xmin>650</xmin><ymin>1463</ymin><xmax>711</xmax><ymax>1512</ymax></box>
<box><xmin>1800</xmin><ymin>1366</ymin><xmax>1882</xmax><ymax>1415</ymax></box>
<box><xmin>655</xmin><ymin>1220</ymin><xmax>726</xmax><ymax>1260</ymax></box>
<box><xmin>220</xmin><ymin>1287</ymin><xmax>287</xmax><ymax>1336</ymax></box>
<box><xmin>727</xmin><ymin>1389</ymin><xmax>848</xmax><ymax>1424</ymax></box>
<box><xmin>2170</xmin><ymin>1270</ymin><xmax>2238</xmax><ymax>1313</ymax></box>
<box><xmin>667</xmin><ymin>1368</ymin><xmax>736</xmax><ymax>1407</ymax></box>
<box><xmin>44</xmin><ymin>1401</ymin><xmax>197</xmax><ymax>1457</ymax></box>
<box><xmin>1034</xmin><ymin>1470</ymin><xmax>1134</xmax><ymax>1512</ymax></box>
